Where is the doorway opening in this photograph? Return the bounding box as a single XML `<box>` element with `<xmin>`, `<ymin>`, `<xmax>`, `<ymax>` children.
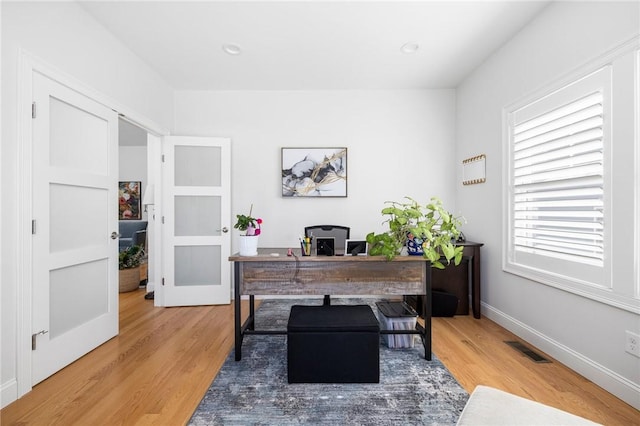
<box><xmin>118</xmin><ymin>118</ymin><xmax>154</xmax><ymax>299</ymax></box>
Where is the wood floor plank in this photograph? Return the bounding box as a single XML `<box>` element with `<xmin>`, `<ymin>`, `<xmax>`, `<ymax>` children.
<box><xmin>1</xmin><ymin>290</ymin><xmax>637</xmax><ymax>425</ymax></box>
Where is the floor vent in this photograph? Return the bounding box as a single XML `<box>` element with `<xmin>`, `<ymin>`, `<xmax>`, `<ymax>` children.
<box><xmin>505</xmin><ymin>341</ymin><xmax>551</xmax><ymax>363</ymax></box>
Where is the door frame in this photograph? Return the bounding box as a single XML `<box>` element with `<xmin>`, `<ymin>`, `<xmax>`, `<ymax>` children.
<box><xmin>145</xmin><ymin>133</ymin><xmax>163</xmax><ymax>302</ymax></box>
<box><xmin>15</xmin><ymin>49</ymin><xmax>168</xmax><ymax>398</ymax></box>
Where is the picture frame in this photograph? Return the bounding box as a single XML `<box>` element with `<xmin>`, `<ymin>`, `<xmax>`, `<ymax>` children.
<box><xmin>281</xmin><ymin>147</ymin><xmax>347</xmax><ymax>197</ymax></box>
<box><xmin>345</xmin><ymin>239</ymin><xmax>368</xmax><ymax>256</ymax></box>
<box><xmin>119</xmin><ymin>181</ymin><xmax>142</xmax><ymax>220</ymax></box>
<box><xmin>316</xmin><ymin>237</ymin><xmax>335</xmax><ymax>256</ymax></box>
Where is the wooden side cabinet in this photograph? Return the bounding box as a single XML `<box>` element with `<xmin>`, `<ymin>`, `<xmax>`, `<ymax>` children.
<box><xmin>405</xmin><ymin>241</ymin><xmax>483</xmax><ymax>319</ymax></box>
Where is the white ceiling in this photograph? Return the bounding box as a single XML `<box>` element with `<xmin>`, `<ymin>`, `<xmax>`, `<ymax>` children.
<box><xmin>80</xmin><ymin>1</ymin><xmax>550</xmax><ymax>91</ymax></box>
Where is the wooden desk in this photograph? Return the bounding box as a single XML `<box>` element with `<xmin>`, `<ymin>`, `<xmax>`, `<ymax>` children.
<box><xmin>229</xmin><ymin>248</ymin><xmax>433</xmax><ymax>361</ymax></box>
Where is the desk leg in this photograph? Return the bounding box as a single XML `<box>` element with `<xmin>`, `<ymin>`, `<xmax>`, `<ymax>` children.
<box><xmin>234</xmin><ymin>262</ymin><xmax>242</xmax><ymax>361</ymax></box>
<box><xmin>249</xmin><ymin>295</ymin><xmax>255</xmax><ymax>330</ymax></box>
<box><xmin>423</xmin><ymin>265</ymin><xmax>432</xmax><ymax>361</ymax></box>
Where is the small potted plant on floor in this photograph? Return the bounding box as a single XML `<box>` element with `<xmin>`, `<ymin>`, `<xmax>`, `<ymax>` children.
<box><xmin>366</xmin><ymin>196</ymin><xmax>464</xmax><ymax>268</ymax></box>
<box><xmin>119</xmin><ymin>244</ymin><xmax>145</xmax><ymax>292</ymax></box>
<box><xmin>234</xmin><ymin>204</ymin><xmax>263</xmax><ymax>256</ymax></box>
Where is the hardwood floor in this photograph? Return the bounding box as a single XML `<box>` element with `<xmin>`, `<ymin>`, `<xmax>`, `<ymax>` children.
<box><xmin>2</xmin><ymin>289</ymin><xmax>637</xmax><ymax>425</ymax></box>
<box><xmin>431</xmin><ymin>316</ymin><xmax>638</xmax><ymax>425</ymax></box>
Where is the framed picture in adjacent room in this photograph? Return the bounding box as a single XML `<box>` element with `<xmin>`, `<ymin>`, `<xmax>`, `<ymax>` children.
<box><xmin>281</xmin><ymin>147</ymin><xmax>347</xmax><ymax>197</ymax></box>
<box><xmin>119</xmin><ymin>181</ymin><xmax>142</xmax><ymax>220</ymax></box>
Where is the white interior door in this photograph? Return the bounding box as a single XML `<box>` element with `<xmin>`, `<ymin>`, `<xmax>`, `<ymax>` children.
<box><xmin>31</xmin><ymin>72</ymin><xmax>119</xmax><ymax>385</ymax></box>
<box><xmin>159</xmin><ymin>136</ymin><xmax>231</xmax><ymax>306</ymax></box>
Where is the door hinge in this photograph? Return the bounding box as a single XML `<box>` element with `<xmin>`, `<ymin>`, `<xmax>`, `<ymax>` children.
<box><xmin>162</xmin><ymin>216</ymin><xmax>165</xmax><ymax>224</ymax></box>
<box><xmin>32</xmin><ymin>219</ymin><xmax>36</xmax><ymax>235</ymax></box>
<box><xmin>31</xmin><ymin>330</ymin><xmax>48</xmax><ymax>350</ymax></box>
<box><xmin>161</xmin><ymin>154</ymin><xmax>165</xmax><ymax>162</ymax></box>
<box><xmin>32</xmin><ymin>102</ymin><xmax>36</xmax><ymax>119</ymax></box>
<box><xmin>162</xmin><ymin>277</ymin><xmax>165</xmax><ymax>286</ymax></box>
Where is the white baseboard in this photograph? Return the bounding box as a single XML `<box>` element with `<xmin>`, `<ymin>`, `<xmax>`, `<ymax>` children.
<box><xmin>482</xmin><ymin>302</ymin><xmax>640</xmax><ymax>410</ymax></box>
<box><xmin>1</xmin><ymin>378</ymin><xmax>18</xmax><ymax>409</ymax></box>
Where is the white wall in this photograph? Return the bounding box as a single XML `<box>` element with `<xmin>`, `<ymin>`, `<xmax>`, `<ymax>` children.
<box><xmin>174</xmin><ymin>90</ymin><xmax>459</xmax><ymax>251</ymax></box>
<box><xmin>1</xmin><ymin>2</ymin><xmax>173</xmax><ymax>407</ymax></box>
<box><xmin>456</xmin><ymin>1</ymin><xmax>640</xmax><ymax>407</ymax></box>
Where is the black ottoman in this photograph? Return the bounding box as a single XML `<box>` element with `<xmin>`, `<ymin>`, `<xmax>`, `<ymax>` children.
<box><xmin>287</xmin><ymin>304</ymin><xmax>380</xmax><ymax>383</ymax></box>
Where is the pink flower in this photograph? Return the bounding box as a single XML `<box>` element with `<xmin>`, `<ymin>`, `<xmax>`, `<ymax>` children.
<box><xmin>234</xmin><ymin>205</ymin><xmax>264</xmax><ymax>236</ymax></box>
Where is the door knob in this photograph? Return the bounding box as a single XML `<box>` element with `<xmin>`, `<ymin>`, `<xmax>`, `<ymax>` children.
<box><xmin>111</xmin><ymin>232</ymin><xmax>120</xmax><ymax>240</ymax></box>
<box><xmin>218</xmin><ymin>227</ymin><xmax>229</xmax><ymax>233</ymax></box>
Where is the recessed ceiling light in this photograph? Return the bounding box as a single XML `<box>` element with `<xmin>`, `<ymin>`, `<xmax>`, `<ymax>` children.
<box><xmin>222</xmin><ymin>44</ymin><xmax>242</xmax><ymax>56</ymax></box>
<box><xmin>400</xmin><ymin>42</ymin><xmax>419</xmax><ymax>54</ymax></box>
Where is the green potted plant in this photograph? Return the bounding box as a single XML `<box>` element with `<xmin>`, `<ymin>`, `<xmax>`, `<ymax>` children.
<box><xmin>234</xmin><ymin>204</ymin><xmax>263</xmax><ymax>256</ymax></box>
<box><xmin>366</xmin><ymin>196</ymin><xmax>464</xmax><ymax>268</ymax></box>
<box><xmin>119</xmin><ymin>244</ymin><xmax>145</xmax><ymax>292</ymax></box>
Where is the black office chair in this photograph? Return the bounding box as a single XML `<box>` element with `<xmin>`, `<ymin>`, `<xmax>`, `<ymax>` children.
<box><xmin>304</xmin><ymin>225</ymin><xmax>350</xmax><ymax>253</ymax></box>
<box><xmin>304</xmin><ymin>225</ymin><xmax>350</xmax><ymax>305</ymax></box>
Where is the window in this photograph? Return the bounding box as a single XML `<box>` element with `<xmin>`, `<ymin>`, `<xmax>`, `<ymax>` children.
<box><xmin>504</xmin><ymin>67</ymin><xmax>611</xmax><ymax>291</ymax></box>
<box><xmin>513</xmin><ymin>92</ymin><xmax>604</xmax><ymax>265</ymax></box>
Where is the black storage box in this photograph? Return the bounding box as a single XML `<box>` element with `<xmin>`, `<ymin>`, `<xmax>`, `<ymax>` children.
<box><xmin>287</xmin><ymin>304</ymin><xmax>380</xmax><ymax>383</ymax></box>
<box><xmin>432</xmin><ymin>289</ymin><xmax>459</xmax><ymax>317</ymax></box>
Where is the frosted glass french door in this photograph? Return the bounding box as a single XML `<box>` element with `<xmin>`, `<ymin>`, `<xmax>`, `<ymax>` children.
<box><xmin>31</xmin><ymin>72</ymin><xmax>119</xmax><ymax>385</ymax></box>
<box><xmin>160</xmin><ymin>136</ymin><xmax>231</xmax><ymax>306</ymax></box>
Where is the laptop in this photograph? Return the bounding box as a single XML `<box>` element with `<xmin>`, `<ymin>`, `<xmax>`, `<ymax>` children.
<box><xmin>345</xmin><ymin>239</ymin><xmax>368</xmax><ymax>256</ymax></box>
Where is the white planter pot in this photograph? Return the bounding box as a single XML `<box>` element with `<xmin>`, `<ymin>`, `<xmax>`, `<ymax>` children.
<box><xmin>238</xmin><ymin>235</ymin><xmax>259</xmax><ymax>256</ymax></box>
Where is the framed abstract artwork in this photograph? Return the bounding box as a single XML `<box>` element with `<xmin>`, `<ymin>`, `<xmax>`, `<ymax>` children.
<box><xmin>119</xmin><ymin>181</ymin><xmax>142</xmax><ymax>220</ymax></box>
<box><xmin>281</xmin><ymin>148</ymin><xmax>347</xmax><ymax>197</ymax></box>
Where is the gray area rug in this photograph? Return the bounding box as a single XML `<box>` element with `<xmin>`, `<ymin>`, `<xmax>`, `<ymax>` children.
<box><xmin>189</xmin><ymin>298</ymin><xmax>469</xmax><ymax>425</ymax></box>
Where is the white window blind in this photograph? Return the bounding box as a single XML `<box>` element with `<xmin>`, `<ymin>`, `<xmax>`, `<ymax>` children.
<box><xmin>512</xmin><ymin>92</ymin><xmax>604</xmax><ymax>267</ymax></box>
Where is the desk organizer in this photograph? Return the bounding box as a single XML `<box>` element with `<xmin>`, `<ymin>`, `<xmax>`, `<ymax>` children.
<box><xmin>287</xmin><ymin>304</ymin><xmax>380</xmax><ymax>383</ymax></box>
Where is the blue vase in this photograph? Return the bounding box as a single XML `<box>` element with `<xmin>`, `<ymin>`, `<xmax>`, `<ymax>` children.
<box><xmin>406</xmin><ymin>233</ymin><xmax>424</xmax><ymax>256</ymax></box>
